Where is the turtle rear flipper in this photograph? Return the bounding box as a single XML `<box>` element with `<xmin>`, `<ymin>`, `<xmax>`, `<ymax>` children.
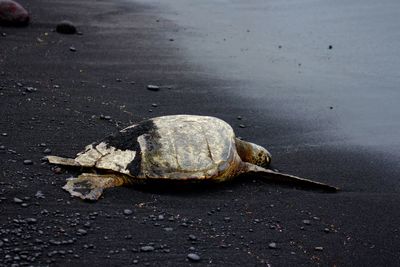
<box><xmin>243</xmin><ymin>163</ymin><xmax>338</xmax><ymax>192</ymax></box>
<box><xmin>63</xmin><ymin>173</ymin><xmax>125</xmax><ymax>200</ymax></box>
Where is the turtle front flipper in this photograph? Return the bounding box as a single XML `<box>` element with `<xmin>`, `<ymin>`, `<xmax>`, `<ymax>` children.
<box><xmin>242</xmin><ymin>163</ymin><xmax>339</xmax><ymax>192</ymax></box>
<box><xmin>63</xmin><ymin>173</ymin><xmax>126</xmax><ymax>200</ymax></box>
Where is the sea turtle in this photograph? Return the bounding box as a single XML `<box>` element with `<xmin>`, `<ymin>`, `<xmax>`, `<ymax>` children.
<box><xmin>47</xmin><ymin>115</ymin><xmax>338</xmax><ymax>200</ymax></box>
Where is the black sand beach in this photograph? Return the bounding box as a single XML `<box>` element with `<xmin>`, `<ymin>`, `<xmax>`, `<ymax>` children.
<box><xmin>1</xmin><ymin>0</ymin><xmax>400</xmax><ymax>266</ymax></box>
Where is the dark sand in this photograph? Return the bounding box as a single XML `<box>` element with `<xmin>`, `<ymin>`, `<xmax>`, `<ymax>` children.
<box><xmin>1</xmin><ymin>0</ymin><xmax>399</xmax><ymax>266</ymax></box>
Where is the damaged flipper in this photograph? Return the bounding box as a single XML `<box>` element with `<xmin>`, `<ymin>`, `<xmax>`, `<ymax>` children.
<box><xmin>63</xmin><ymin>173</ymin><xmax>125</xmax><ymax>201</ymax></box>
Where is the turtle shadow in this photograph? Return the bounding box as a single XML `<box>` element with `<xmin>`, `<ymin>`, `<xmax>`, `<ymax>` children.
<box><xmin>127</xmin><ymin>173</ymin><xmax>332</xmax><ymax>196</ymax></box>
<box><xmin>63</xmin><ymin>167</ymin><xmax>335</xmax><ymax>198</ymax></box>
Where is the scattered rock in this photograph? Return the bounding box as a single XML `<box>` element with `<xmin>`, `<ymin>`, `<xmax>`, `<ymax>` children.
<box><xmin>187</xmin><ymin>253</ymin><xmax>201</xmax><ymax>262</ymax></box>
<box><xmin>43</xmin><ymin>148</ymin><xmax>52</xmax><ymax>154</ymax></box>
<box><xmin>69</xmin><ymin>46</ymin><xmax>76</xmax><ymax>52</ymax></box>
<box><xmin>315</xmin><ymin>246</ymin><xmax>324</xmax><ymax>251</ymax></box>
<box><xmin>56</xmin><ymin>20</ymin><xmax>77</xmax><ymax>34</ymax></box>
<box><xmin>100</xmin><ymin>114</ymin><xmax>111</xmax><ymax>120</ymax></box>
<box><xmin>302</xmin><ymin>219</ymin><xmax>311</xmax><ymax>225</ymax></box>
<box><xmin>0</xmin><ymin>0</ymin><xmax>30</xmax><ymax>27</ymax></box>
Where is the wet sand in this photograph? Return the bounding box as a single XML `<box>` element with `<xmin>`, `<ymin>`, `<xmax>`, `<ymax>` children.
<box><xmin>1</xmin><ymin>0</ymin><xmax>399</xmax><ymax>266</ymax></box>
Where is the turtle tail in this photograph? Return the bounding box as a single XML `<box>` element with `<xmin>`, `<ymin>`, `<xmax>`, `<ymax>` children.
<box><xmin>242</xmin><ymin>163</ymin><xmax>338</xmax><ymax>192</ymax></box>
<box><xmin>63</xmin><ymin>173</ymin><xmax>128</xmax><ymax>200</ymax></box>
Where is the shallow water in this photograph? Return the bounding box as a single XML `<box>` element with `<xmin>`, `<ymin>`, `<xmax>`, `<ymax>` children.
<box><xmin>135</xmin><ymin>0</ymin><xmax>400</xmax><ymax>155</ymax></box>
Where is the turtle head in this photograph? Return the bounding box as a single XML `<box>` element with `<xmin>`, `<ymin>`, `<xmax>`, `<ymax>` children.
<box><xmin>235</xmin><ymin>138</ymin><xmax>272</xmax><ymax>168</ymax></box>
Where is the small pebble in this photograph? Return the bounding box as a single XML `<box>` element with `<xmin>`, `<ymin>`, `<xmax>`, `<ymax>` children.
<box><xmin>188</xmin><ymin>234</ymin><xmax>197</xmax><ymax>241</ymax></box>
<box><xmin>187</xmin><ymin>253</ymin><xmax>201</xmax><ymax>262</ymax></box>
<box><xmin>147</xmin><ymin>85</ymin><xmax>160</xmax><ymax>91</ymax></box>
<box><xmin>53</xmin><ymin>167</ymin><xmax>63</xmax><ymax>174</ymax></box>
<box><xmin>43</xmin><ymin>148</ymin><xmax>52</xmax><ymax>154</ymax></box>
<box><xmin>77</xmin><ymin>229</ymin><xmax>87</xmax><ymax>235</ymax></box>
<box><xmin>23</xmin><ymin>159</ymin><xmax>33</xmax><ymax>165</ymax></box>
<box><xmin>151</xmin><ymin>103</ymin><xmax>158</xmax><ymax>107</ymax></box>
<box><xmin>13</xmin><ymin>197</ymin><xmax>23</xmax><ymax>203</ymax></box>
<box><xmin>69</xmin><ymin>46</ymin><xmax>76</xmax><ymax>52</ymax></box>
<box><xmin>35</xmin><ymin>191</ymin><xmax>45</xmax><ymax>199</ymax></box>
<box><xmin>123</xmin><ymin>209</ymin><xmax>133</xmax><ymax>215</ymax></box>
<box><xmin>315</xmin><ymin>246</ymin><xmax>324</xmax><ymax>251</ymax></box>
<box><xmin>56</xmin><ymin>20</ymin><xmax>77</xmax><ymax>34</ymax></box>
<box><xmin>26</xmin><ymin>218</ymin><xmax>37</xmax><ymax>224</ymax></box>
<box><xmin>140</xmin><ymin>246</ymin><xmax>154</xmax><ymax>252</ymax></box>
<box><xmin>302</xmin><ymin>219</ymin><xmax>311</xmax><ymax>225</ymax></box>
<box><xmin>268</xmin><ymin>242</ymin><xmax>277</xmax><ymax>249</ymax></box>
<box><xmin>25</xmin><ymin>87</ymin><xmax>36</xmax><ymax>93</ymax></box>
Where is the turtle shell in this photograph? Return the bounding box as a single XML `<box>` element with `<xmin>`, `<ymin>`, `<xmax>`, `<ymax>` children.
<box><xmin>73</xmin><ymin>115</ymin><xmax>242</xmax><ymax>181</ymax></box>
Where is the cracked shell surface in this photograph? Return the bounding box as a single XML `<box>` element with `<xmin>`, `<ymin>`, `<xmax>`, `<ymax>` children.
<box><xmin>68</xmin><ymin>115</ymin><xmax>240</xmax><ymax>181</ymax></box>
